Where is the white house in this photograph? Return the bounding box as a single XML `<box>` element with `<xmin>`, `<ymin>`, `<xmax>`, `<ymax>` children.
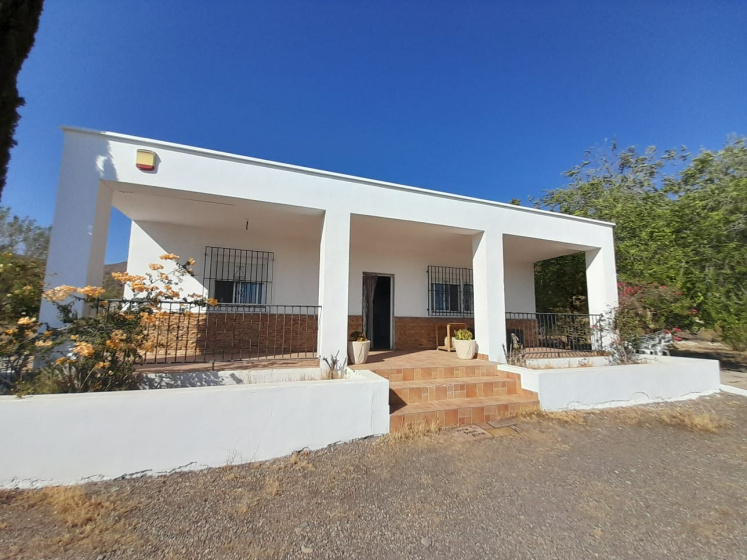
<box><xmin>40</xmin><ymin>127</ymin><xmax>619</xmax><ymax>365</ymax></box>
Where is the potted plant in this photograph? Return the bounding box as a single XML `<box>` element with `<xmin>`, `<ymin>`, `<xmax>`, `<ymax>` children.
<box><xmin>347</xmin><ymin>331</ymin><xmax>370</xmax><ymax>365</ymax></box>
<box><xmin>453</xmin><ymin>329</ymin><xmax>476</xmax><ymax>360</ymax></box>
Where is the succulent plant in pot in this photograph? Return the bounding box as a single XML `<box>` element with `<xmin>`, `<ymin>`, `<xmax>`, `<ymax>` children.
<box><xmin>347</xmin><ymin>331</ymin><xmax>370</xmax><ymax>364</ymax></box>
<box><xmin>454</xmin><ymin>328</ymin><xmax>476</xmax><ymax>360</ymax></box>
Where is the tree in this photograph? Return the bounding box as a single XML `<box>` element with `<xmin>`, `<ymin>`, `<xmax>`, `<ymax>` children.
<box><xmin>0</xmin><ymin>0</ymin><xmax>45</xmax><ymax>200</ymax></box>
<box><xmin>673</xmin><ymin>139</ymin><xmax>747</xmax><ymax>349</ymax></box>
<box><xmin>0</xmin><ymin>205</ymin><xmax>49</xmax><ymax>259</ymax></box>
<box><xmin>0</xmin><ymin>206</ymin><xmax>49</xmax><ymax>327</ymax></box>
<box><xmin>534</xmin><ymin>252</ymin><xmax>587</xmax><ymax>314</ymax></box>
<box><xmin>533</xmin><ymin>138</ymin><xmax>747</xmax><ymax>349</ymax></box>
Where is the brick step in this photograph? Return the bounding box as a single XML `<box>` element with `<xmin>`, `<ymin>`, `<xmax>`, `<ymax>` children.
<box><xmin>390</xmin><ymin>394</ymin><xmax>540</xmax><ymax>431</ymax></box>
<box><xmin>390</xmin><ymin>376</ymin><xmax>518</xmax><ymax>405</ymax></box>
<box><xmin>367</xmin><ymin>363</ymin><xmax>502</xmax><ymax>382</ymax></box>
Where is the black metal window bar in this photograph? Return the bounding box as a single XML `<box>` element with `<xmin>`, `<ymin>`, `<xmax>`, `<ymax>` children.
<box><xmin>203</xmin><ymin>246</ymin><xmax>274</xmax><ymax>305</ymax></box>
<box><xmin>97</xmin><ymin>300</ymin><xmax>320</xmax><ymax>364</ymax></box>
<box><xmin>505</xmin><ymin>312</ymin><xmax>605</xmax><ymax>358</ymax></box>
<box><xmin>427</xmin><ymin>266</ymin><xmax>474</xmax><ymax>317</ymax></box>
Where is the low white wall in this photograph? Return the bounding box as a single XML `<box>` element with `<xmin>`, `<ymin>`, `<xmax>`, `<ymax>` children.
<box><xmin>0</xmin><ymin>370</ymin><xmax>389</xmax><ymax>488</ymax></box>
<box><xmin>502</xmin><ymin>356</ymin><xmax>720</xmax><ymax>410</ymax></box>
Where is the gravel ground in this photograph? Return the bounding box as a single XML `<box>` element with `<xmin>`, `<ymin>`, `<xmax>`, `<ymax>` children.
<box><xmin>2</xmin><ymin>393</ymin><xmax>746</xmax><ymax>560</ymax></box>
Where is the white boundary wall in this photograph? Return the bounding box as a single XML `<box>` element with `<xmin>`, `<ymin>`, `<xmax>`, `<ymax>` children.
<box><xmin>0</xmin><ymin>370</ymin><xmax>389</xmax><ymax>488</ymax></box>
<box><xmin>502</xmin><ymin>356</ymin><xmax>720</xmax><ymax>411</ymax></box>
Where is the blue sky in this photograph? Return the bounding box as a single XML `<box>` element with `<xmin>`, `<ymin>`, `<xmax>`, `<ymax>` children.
<box><xmin>4</xmin><ymin>1</ymin><xmax>747</xmax><ymax>263</ymax></box>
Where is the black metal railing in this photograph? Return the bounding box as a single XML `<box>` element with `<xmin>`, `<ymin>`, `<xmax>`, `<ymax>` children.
<box><xmin>98</xmin><ymin>300</ymin><xmax>320</xmax><ymax>364</ymax></box>
<box><xmin>505</xmin><ymin>312</ymin><xmax>604</xmax><ymax>358</ymax></box>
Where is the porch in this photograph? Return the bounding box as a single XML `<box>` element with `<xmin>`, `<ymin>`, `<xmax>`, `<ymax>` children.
<box><xmin>123</xmin><ymin>304</ymin><xmax>605</xmax><ymax>369</ymax></box>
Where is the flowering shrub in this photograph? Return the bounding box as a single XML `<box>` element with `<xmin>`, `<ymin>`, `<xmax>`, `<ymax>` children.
<box><xmin>0</xmin><ymin>252</ymin><xmax>44</xmax><ymax>324</ymax></box>
<box><xmin>614</xmin><ymin>282</ymin><xmax>699</xmax><ymax>345</ymax></box>
<box><xmin>6</xmin><ymin>254</ymin><xmax>214</xmax><ymax>394</ymax></box>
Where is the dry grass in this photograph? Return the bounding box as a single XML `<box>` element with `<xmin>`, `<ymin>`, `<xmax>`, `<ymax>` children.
<box><xmin>264</xmin><ymin>476</ymin><xmax>281</xmax><ymax>496</ymax></box>
<box><xmin>615</xmin><ymin>407</ymin><xmax>728</xmax><ymax>433</ymax></box>
<box><xmin>517</xmin><ymin>409</ymin><xmax>588</xmax><ymax>424</ymax></box>
<box><xmin>234</xmin><ymin>491</ymin><xmax>261</xmax><ymax>515</ymax></box>
<box><xmin>382</xmin><ymin>419</ymin><xmax>442</xmax><ymax>444</ymax></box>
<box><xmin>13</xmin><ymin>485</ymin><xmax>139</xmax><ymax>554</ymax></box>
<box><xmin>287</xmin><ymin>451</ymin><xmax>315</xmax><ymax>471</ymax></box>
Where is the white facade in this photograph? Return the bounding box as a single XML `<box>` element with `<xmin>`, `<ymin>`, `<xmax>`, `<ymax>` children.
<box><xmin>41</xmin><ymin>127</ymin><xmax>619</xmax><ymax>363</ymax></box>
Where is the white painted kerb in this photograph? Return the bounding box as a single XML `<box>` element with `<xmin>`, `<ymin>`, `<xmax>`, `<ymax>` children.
<box><xmin>0</xmin><ymin>369</ymin><xmax>389</xmax><ymax>488</ymax></box>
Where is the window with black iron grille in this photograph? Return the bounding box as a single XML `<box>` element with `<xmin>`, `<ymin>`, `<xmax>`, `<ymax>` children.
<box><xmin>203</xmin><ymin>246</ymin><xmax>273</xmax><ymax>305</ymax></box>
<box><xmin>427</xmin><ymin>266</ymin><xmax>473</xmax><ymax>317</ymax></box>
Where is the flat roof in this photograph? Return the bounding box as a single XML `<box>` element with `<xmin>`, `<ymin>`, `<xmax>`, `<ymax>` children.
<box><xmin>61</xmin><ymin>126</ymin><xmax>615</xmax><ymax>228</ymax></box>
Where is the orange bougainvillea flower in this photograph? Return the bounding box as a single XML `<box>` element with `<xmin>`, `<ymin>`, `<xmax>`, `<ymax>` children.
<box><xmin>186</xmin><ymin>258</ymin><xmax>195</xmax><ymax>266</ymax></box>
<box><xmin>72</xmin><ymin>341</ymin><xmax>95</xmax><ymax>358</ymax></box>
<box><xmin>17</xmin><ymin>316</ymin><xmax>36</xmax><ymax>326</ymax></box>
<box><xmin>207</xmin><ymin>298</ymin><xmax>218</xmax><ymax>307</ymax></box>
<box><xmin>160</xmin><ymin>253</ymin><xmax>180</xmax><ymax>261</ymax></box>
<box><xmin>43</xmin><ymin>285</ymin><xmax>77</xmax><ymax>302</ymax></box>
<box><xmin>149</xmin><ymin>263</ymin><xmax>164</xmax><ymax>271</ymax></box>
<box><xmin>77</xmin><ymin>286</ymin><xmax>106</xmax><ymax>298</ymax></box>
<box><xmin>111</xmin><ymin>272</ymin><xmax>146</xmax><ymax>284</ymax></box>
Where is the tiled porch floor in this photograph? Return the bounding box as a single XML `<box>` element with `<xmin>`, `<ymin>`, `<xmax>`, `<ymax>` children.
<box><xmin>136</xmin><ymin>349</ymin><xmax>491</xmax><ymax>374</ymax></box>
<box><xmin>349</xmin><ymin>349</ymin><xmax>496</xmax><ymax>370</ymax></box>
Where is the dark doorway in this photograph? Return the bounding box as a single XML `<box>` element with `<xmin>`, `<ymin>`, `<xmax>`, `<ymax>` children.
<box><xmin>362</xmin><ymin>274</ymin><xmax>393</xmax><ymax>350</ymax></box>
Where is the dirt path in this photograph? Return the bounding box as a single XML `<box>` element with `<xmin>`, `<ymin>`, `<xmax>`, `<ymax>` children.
<box><xmin>2</xmin><ymin>393</ymin><xmax>746</xmax><ymax>559</ymax></box>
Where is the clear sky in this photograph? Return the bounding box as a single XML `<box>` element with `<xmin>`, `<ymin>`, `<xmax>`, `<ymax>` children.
<box><xmin>4</xmin><ymin>1</ymin><xmax>747</xmax><ymax>263</ymax></box>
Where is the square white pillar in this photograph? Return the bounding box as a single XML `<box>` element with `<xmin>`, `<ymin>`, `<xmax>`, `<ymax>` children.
<box><xmin>586</xmin><ymin>235</ymin><xmax>619</xmax><ymax>349</ymax></box>
<box><xmin>318</xmin><ymin>209</ymin><xmax>351</xmax><ymax>366</ymax></box>
<box><xmin>472</xmin><ymin>231</ymin><xmax>507</xmax><ymax>363</ymax></box>
<box><xmin>585</xmin><ymin>240</ymin><xmax>618</xmax><ymax>317</ymax></box>
<box><xmin>39</xmin><ymin>136</ymin><xmax>113</xmax><ymax>327</ymax></box>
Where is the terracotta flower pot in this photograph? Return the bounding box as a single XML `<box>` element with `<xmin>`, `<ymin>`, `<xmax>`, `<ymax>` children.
<box><xmin>347</xmin><ymin>340</ymin><xmax>370</xmax><ymax>364</ymax></box>
<box><xmin>454</xmin><ymin>339</ymin><xmax>476</xmax><ymax>360</ymax></box>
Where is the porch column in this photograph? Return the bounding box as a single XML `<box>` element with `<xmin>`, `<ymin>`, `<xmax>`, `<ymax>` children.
<box><xmin>472</xmin><ymin>230</ymin><xmax>507</xmax><ymax>363</ymax></box>
<box><xmin>585</xmin><ymin>234</ymin><xmax>619</xmax><ymax>348</ymax></box>
<box><xmin>39</xmin><ymin>139</ymin><xmax>112</xmax><ymax>327</ymax></box>
<box><xmin>317</xmin><ymin>209</ymin><xmax>351</xmax><ymax>367</ymax></box>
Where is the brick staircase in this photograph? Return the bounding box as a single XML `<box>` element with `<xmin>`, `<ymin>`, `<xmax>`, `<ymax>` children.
<box><xmin>366</xmin><ymin>363</ymin><xmax>540</xmax><ymax>432</ymax></box>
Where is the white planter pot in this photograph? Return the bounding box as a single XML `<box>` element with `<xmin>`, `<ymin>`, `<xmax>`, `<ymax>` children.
<box><xmin>347</xmin><ymin>340</ymin><xmax>370</xmax><ymax>365</ymax></box>
<box><xmin>454</xmin><ymin>339</ymin><xmax>476</xmax><ymax>360</ymax></box>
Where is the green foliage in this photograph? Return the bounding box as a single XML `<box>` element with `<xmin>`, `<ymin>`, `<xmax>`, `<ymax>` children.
<box><xmin>0</xmin><ymin>314</ymin><xmax>50</xmax><ymax>392</ymax></box>
<box><xmin>454</xmin><ymin>328</ymin><xmax>473</xmax><ymax>340</ymax></box>
<box><xmin>534</xmin><ymin>253</ymin><xmax>587</xmax><ymax>313</ymax></box>
<box><xmin>0</xmin><ymin>1</ymin><xmax>45</xmax><ymax>198</ymax></box>
<box><xmin>0</xmin><ymin>206</ymin><xmax>50</xmax><ymax>259</ymax></box>
<box><xmin>349</xmin><ymin>330</ymin><xmax>368</xmax><ymax>342</ymax></box>
<box><xmin>102</xmin><ymin>269</ymin><xmax>125</xmax><ymax>299</ymax></box>
<box><xmin>614</xmin><ymin>282</ymin><xmax>694</xmax><ymax>346</ymax></box>
<box><xmin>0</xmin><ymin>251</ymin><xmax>44</xmax><ymax>324</ymax></box>
<box><xmin>533</xmin><ymin>137</ymin><xmax>747</xmax><ymax>349</ymax></box>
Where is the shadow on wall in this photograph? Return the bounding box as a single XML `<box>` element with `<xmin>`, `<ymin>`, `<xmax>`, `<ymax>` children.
<box><xmin>142</xmin><ymin>371</ymin><xmax>238</xmax><ymax>389</ymax></box>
